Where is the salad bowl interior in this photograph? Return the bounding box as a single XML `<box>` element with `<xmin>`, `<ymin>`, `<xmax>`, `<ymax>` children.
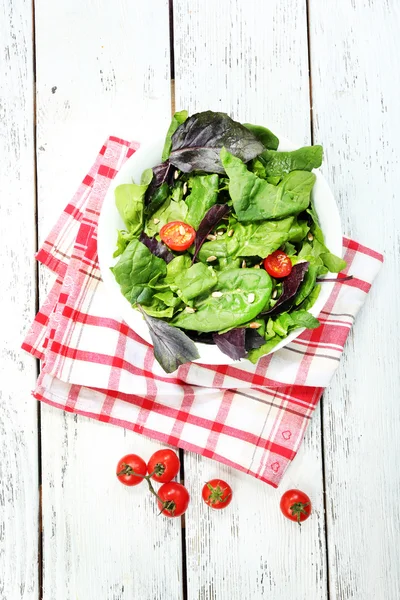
<box><xmin>98</xmin><ymin>134</ymin><xmax>343</xmax><ymax>366</ymax></box>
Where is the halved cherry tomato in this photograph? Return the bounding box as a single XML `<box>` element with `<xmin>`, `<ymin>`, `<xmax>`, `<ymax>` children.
<box><xmin>157</xmin><ymin>482</ymin><xmax>190</xmax><ymax>517</ymax></box>
<box><xmin>263</xmin><ymin>250</ymin><xmax>292</xmax><ymax>278</ymax></box>
<box><xmin>147</xmin><ymin>449</ymin><xmax>180</xmax><ymax>483</ymax></box>
<box><xmin>116</xmin><ymin>454</ymin><xmax>147</xmax><ymax>486</ymax></box>
<box><xmin>202</xmin><ymin>479</ymin><xmax>232</xmax><ymax>510</ymax></box>
<box><xmin>280</xmin><ymin>489</ymin><xmax>312</xmax><ymax>524</ymax></box>
<box><xmin>159</xmin><ymin>221</ymin><xmax>196</xmax><ymax>251</ymax></box>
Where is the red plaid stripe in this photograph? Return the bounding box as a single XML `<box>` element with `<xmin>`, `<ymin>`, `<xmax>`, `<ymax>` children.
<box><xmin>22</xmin><ymin>137</ymin><xmax>383</xmax><ymax>487</ymax></box>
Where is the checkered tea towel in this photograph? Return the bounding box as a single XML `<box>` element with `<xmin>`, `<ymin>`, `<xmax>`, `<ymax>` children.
<box><xmin>22</xmin><ymin>137</ymin><xmax>383</xmax><ymax>487</ymax></box>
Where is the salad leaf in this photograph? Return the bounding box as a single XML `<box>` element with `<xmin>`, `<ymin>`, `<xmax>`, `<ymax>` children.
<box><xmin>153</xmin><ymin>290</ymin><xmax>181</xmax><ymax>307</ymax></box>
<box><xmin>112</xmin><ymin>238</ymin><xmax>166</xmax><ymax>304</ymax></box>
<box><xmin>145</xmin><ymin>182</ymin><xmax>169</xmax><ymax>218</ymax></box>
<box><xmin>213</xmin><ymin>328</ymin><xmax>247</xmax><ymax>360</ymax></box>
<box><xmin>229</xmin><ymin>217</ymin><xmax>294</xmax><ymax>258</ymax></box>
<box><xmin>245</xmin><ymin>328</ymin><xmax>266</xmax><ymax>351</ymax></box>
<box><xmin>221</xmin><ymin>149</ymin><xmax>316</xmax><ymax>222</ymax></box>
<box><xmin>287</xmin><ymin>219</ymin><xmax>310</xmax><ymax>243</ymax></box>
<box><xmin>175</xmin><ymin>262</ymin><xmax>218</xmax><ymax>302</ymax></box>
<box><xmin>162</xmin><ymin>110</ymin><xmax>188</xmax><ymax>161</ymax></box>
<box><xmin>320</xmin><ymin>252</ymin><xmax>347</xmax><ymax>273</ymax></box>
<box><xmin>145</xmin><ymin>198</ymin><xmax>188</xmax><ymax>236</ymax></box>
<box><xmin>172</xmin><ymin>268</ymin><xmax>272</xmax><ymax>332</ymax></box>
<box><xmin>169</xmin><ymin>111</ymin><xmax>264</xmax><ymax>174</ymax></box>
<box><xmin>294</xmin><ymin>264</ymin><xmax>319</xmax><ymax>306</ymax></box>
<box><xmin>115</xmin><ymin>169</ymin><xmax>152</xmax><ymax>234</ymax></box>
<box><xmin>139</xmin><ymin>231</ymin><xmax>174</xmax><ymax>264</ymax></box>
<box><xmin>186</xmin><ymin>174</ymin><xmax>219</xmax><ymax>229</ymax></box>
<box><xmin>138</xmin><ymin>306</ymin><xmax>199</xmax><ymax>373</ymax></box>
<box><xmin>259</xmin><ymin>146</ymin><xmax>323</xmax><ymax>178</ymax></box>
<box><xmin>144</xmin><ymin>161</ymin><xmax>175</xmax><ymax>206</ymax></box>
<box><xmin>113</xmin><ymin>229</ymin><xmax>134</xmax><ymax>258</ymax></box>
<box><xmin>192</xmin><ymin>204</ymin><xmax>230</xmax><ymax>263</ymax></box>
<box><xmin>248</xmin><ymin>336</ymin><xmax>282</xmax><ymax>363</ymax></box>
<box><xmin>140</xmin><ymin>299</ymin><xmax>175</xmax><ymax>319</ymax></box>
<box><xmin>243</xmin><ymin>123</ymin><xmax>279</xmax><ymax>150</ymax></box>
<box><xmin>298</xmin><ymin>284</ymin><xmax>321</xmax><ymax>311</ymax></box>
<box><xmin>165</xmin><ymin>255</ymin><xmax>192</xmax><ymax>284</ymax></box>
<box><xmin>288</xmin><ymin>310</ymin><xmax>320</xmax><ymax>329</ymax></box>
<box><xmin>262</xmin><ymin>262</ymin><xmax>309</xmax><ymax>316</ymax></box>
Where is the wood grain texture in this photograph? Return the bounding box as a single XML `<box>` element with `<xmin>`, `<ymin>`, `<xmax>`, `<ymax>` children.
<box><xmin>174</xmin><ymin>1</ymin><xmax>328</xmax><ymax>598</ymax></box>
<box><xmin>309</xmin><ymin>1</ymin><xmax>400</xmax><ymax>598</ymax></box>
<box><xmin>0</xmin><ymin>0</ymin><xmax>39</xmax><ymax>598</ymax></box>
<box><xmin>35</xmin><ymin>2</ymin><xmax>182</xmax><ymax>599</ymax></box>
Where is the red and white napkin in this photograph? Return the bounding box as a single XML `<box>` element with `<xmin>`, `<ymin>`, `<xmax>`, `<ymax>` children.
<box><xmin>23</xmin><ymin>137</ymin><xmax>383</xmax><ymax>487</ymax></box>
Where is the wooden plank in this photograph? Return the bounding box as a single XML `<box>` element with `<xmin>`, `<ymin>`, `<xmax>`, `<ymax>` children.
<box><xmin>0</xmin><ymin>0</ymin><xmax>39</xmax><ymax>598</ymax></box>
<box><xmin>309</xmin><ymin>1</ymin><xmax>400</xmax><ymax>598</ymax></box>
<box><xmin>173</xmin><ymin>1</ymin><xmax>328</xmax><ymax>598</ymax></box>
<box><xmin>34</xmin><ymin>2</ymin><xmax>183</xmax><ymax>599</ymax></box>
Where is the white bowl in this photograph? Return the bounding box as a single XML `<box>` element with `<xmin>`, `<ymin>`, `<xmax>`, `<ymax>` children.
<box><xmin>98</xmin><ymin>134</ymin><xmax>342</xmax><ymax>366</ymax></box>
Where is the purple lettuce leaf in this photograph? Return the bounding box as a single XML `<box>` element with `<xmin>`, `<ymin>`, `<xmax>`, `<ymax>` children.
<box><xmin>261</xmin><ymin>262</ymin><xmax>309</xmax><ymax>317</ymax></box>
<box><xmin>212</xmin><ymin>327</ymin><xmax>265</xmax><ymax>360</ymax></box>
<box><xmin>144</xmin><ymin>161</ymin><xmax>176</xmax><ymax>206</ymax></box>
<box><xmin>192</xmin><ymin>204</ymin><xmax>230</xmax><ymax>263</ymax></box>
<box><xmin>139</xmin><ymin>231</ymin><xmax>174</xmax><ymax>264</ymax></box>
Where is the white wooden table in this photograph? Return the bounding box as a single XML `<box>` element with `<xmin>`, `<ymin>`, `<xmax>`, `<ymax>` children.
<box><xmin>1</xmin><ymin>1</ymin><xmax>400</xmax><ymax>598</ymax></box>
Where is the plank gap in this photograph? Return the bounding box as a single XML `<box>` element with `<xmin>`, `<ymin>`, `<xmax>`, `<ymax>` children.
<box><xmin>169</xmin><ymin>0</ymin><xmax>175</xmax><ymax>80</ymax></box>
<box><xmin>305</xmin><ymin>0</ymin><xmax>315</xmax><ymax>143</ymax></box>
<box><xmin>319</xmin><ymin>400</ymin><xmax>331</xmax><ymax>599</ymax></box>
<box><xmin>179</xmin><ymin>448</ymin><xmax>188</xmax><ymax>600</ymax></box>
<box><xmin>32</xmin><ymin>0</ymin><xmax>44</xmax><ymax>596</ymax></box>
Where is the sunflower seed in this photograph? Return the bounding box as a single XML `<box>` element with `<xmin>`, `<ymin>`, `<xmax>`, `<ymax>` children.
<box><xmin>206</xmin><ymin>256</ymin><xmax>217</xmax><ymax>262</ymax></box>
<box><xmin>249</xmin><ymin>322</ymin><xmax>261</xmax><ymax>329</ymax></box>
<box><xmin>153</xmin><ymin>218</ymin><xmax>160</xmax><ymax>224</ymax></box>
<box><xmin>253</xmin><ymin>264</ymin><xmax>260</xmax><ymax>269</ymax></box>
<box><xmin>217</xmin><ymin>231</ymin><xmax>224</xmax><ymax>236</ymax></box>
<box><xmin>227</xmin><ymin>229</ymin><xmax>234</xmax><ymax>237</ymax></box>
<box><xmin>307</xmin><ymin>232</ymin><xmax>314</xmax><ymax>241</ymax></box>
<box><xmin>211</xmin><ymin>291</ymin><xmax>223</xmax><ymax>298</ymax></box>
<box><xmin>174</xmin><ymin>170</ymin><xmax>179</xmax><ymax>179</ymax></box>
<box><xmin>185</xmin><ymin>307</ymin><xmax>196</xmax><ymax>313</ymax></box>
<box><xmin>247</xmin><ymin>293</ymin><xmax>255</xmax><ymax>303</ymax></box>
<box><xmin>272</xmin><ymin>289</ymin><xmax>278</xmax><ymax>299</ymax></box>
<box><xmin>241</xmin><ymin>260</ymin><xmax>247</xmax><ymax>268</ymax></box>
<box><xmin>179</xmin><ymin>225</ymin><xmax>186</xmax><ymax>236</ymax></box>
<box><xmin>207</xmin><ymin>234</ymin><xmax>217</xmax><ymax>241</ymax></box>
<box><xmin>183</xmin><ymin>182</ymin><xmax>188</xmax><ymax>195</ymax></box>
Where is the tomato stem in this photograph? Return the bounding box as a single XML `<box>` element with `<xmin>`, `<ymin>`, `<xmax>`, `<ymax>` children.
<box><xmin>116</xmin><ymin>464</ymin><xmax>173</xmax><ymax>515</ymax></box>
<box><xmin>290</xmin><ymin>501</ymin><xmax>310</xmax><ymax>525</ymax></box>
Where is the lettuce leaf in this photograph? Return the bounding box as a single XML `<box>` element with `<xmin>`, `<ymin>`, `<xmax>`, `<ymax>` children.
<box><xmin>186</xmin><ymin>174</ymin><xmax>219</xmax><ymax>229</ymax></box>
<box><xmin>162</xmin><ymin>110</ymin><xmax>188</xmax><ymax>161</ymax></box>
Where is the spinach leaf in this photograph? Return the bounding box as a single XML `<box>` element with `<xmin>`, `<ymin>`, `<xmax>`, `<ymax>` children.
<box><xmin>192</xmin><ymin>204</ymin><xmax>230</xmax><ymax>263</ymax></box>
<box><xmin>294</xmin><ymin>263</ymin><xmax>319</xmax><ymax>306</ymax></box>
<box><xmin>243</xmin><ymin>123</ymin><xmax>279</xmax><ymax>150</ymax></box>
<box><xmin>138</xmin><ymin>306</ymin><xmax>199</xmax><ymax>373</ymax></box>
<box><xmin>139</xmin><ymin>231</ymin><xmax>174</xmax><ymax>264</ymax></box>
<box><xmin>140</xmin><ymin>299</ymin><xmax>175</xmax><ymax>319</ymax></box>
<box><xmin>112</xmin><ymin>238</ymin><xmax>166</xmax><ymax>304</ymax></box>
<box><xmin>144</xmin><ymin>161</ymin><xmax>175</xmax><ymax>206</ymax></box>
<box><xmin>115</xmin><ymin>168</ymin><xmax>152</xmax><ymax>234</ymax></box>
<box><xmin>153</xmin><ymin>290</ymin><xmax>181</xmax><ymax>307</ymax></box>
<box><xmin>145</xmin><ymin>198</ymin><xmax>189</xmax><ymax>236</ymax></box>
<box><xmin>165</xmin><ymin>255</ymin><xmax>192</xmax><ymax>284</ymax></box>
<box><xmin>175</xmin><ymin>262</ymin><xmax>218</xmax><ymax>302</ymax></box>
<box><xmin>169</xmin><ymin>111</ymin><xmax>264</xmax><ymax>174</ymax></box>
<box><xmin>259</xmin><ymin>146</ymin><xmax>323</xmax><ymax>178</ymax></box>
<box><xmin>113</xmin><ymin>229</ymin><xmax>134</xmax><ymax>258</ymax></box>
<box><xmin>306</xmin><ymin>204</ymin><xmax>325</xmax><ymax>243</ymax></box>
<box><xmin>262</xmin><ymin>262</ymin><xmax>309</xmax><ymax>316</ymax></box>
<box><xmin>272</xmin><ymin>310</ymin><xmax>320</xmax><ymax>335</ymax></box>
<box><xmin>229</xmin><ymin>218</ymin><xmax>294</xmax><ymax>258</ymax></box>
<box><xmin>186</xmin><ymin>174</ymin><xmax>219</xmax><ymax>229</ymax></box>
<box><xmin>162</xmin><ymin>110</ymin><xmax>188</xmax><ymax>161</ymax></box>
<box><xmin>287</xmin><ymin>219</ymin><xmax>310</xmax><ymax>243</ymax></box>
<box><xmin>172</xmin><ymin>268</ymin><xmax>272</xmax><ymax>332</ymax></box>
<box><xmin>221</xmin><ymin>149</ymin><xmax>316</xmax><ymax>222</ymax></box>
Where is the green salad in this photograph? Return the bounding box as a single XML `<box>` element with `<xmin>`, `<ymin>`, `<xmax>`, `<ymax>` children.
<box><xmin>111</xmin><ymin>111</ymin><xmax>346</xmax><ymax>373</ymax></box>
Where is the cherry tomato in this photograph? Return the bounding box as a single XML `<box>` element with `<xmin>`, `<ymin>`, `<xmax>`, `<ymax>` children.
<box><xmin>159</xmin><ymin>221</ymin><xmax>196</xmax><ymax>251</ymax></box>
<box><xmin>157</xmin><ymin>482</ymin><xmax>190</xmax><ymax>517</ymax></box>
<box><xmin>147</xmin><ymin>449</ymin><xmax>180</xmax><ymax>483</ymax></box>
<box><xmin>280</xmin><ymin>489</ymin><xmax>312</xmax><ymax>524</ymax></box>
<box><xmin>202</xmin><ymin>479</ymin><xmax>232</xmax><ymax>510</ymax></box>
<box><xmin>116</xmin><ymin>454</ymin><xmax>147</xmax><ymax>487</ymax></box>
<box><xmin>263</xmin><ymin>250</ymin><xmax>292</xmax><ymax>278</ymax></box>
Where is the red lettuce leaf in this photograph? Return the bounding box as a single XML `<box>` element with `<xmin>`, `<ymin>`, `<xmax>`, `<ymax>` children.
<box><xmin>169</xmin><ymin>111</ymin><xmax>265</xmax><ymax>174</ymax></box>
<box><xmin>139</xmin><ymin>231</ymin><xmax>174</xmax><ymax>264</ymax></box>
<box><xmin>192</xmin><ymin>204</ymin><xmax>230</xmax><ymax>263</ymax></box>
<box><xmin>213</xmin><ymin>327</ymin><xmax>265</xmax><ymax>360</ymax></box>
<box><xmin>261</xmin><ymin>262</ymin><xmax>309</xmax><ymax>317</ymax></box>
